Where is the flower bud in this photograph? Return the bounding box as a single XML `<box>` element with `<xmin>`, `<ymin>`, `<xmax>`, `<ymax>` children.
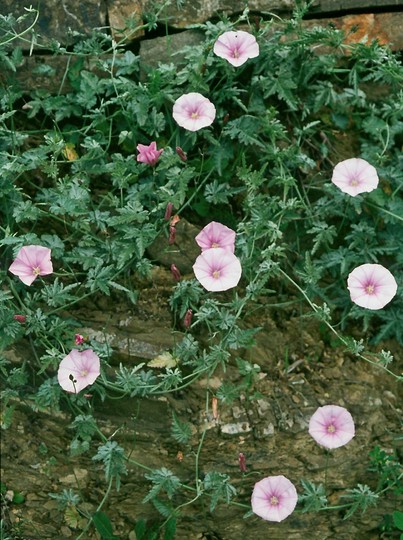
<box><xmin>164</xmin><ymin>202</ymin><xmax>173</xmax><ymax>221</ymax></box>
<box><xmin>170</xmin><ymin>264</ymin><xmax>181</xmax><ymax>282</ymax></box>
<box><xmin>238</xmin><ymin>452</ymin><xmax>247</xmax><ymax>473</ymax></box>
<box><xmin>176</xmin><ymin>146</ymin><xmax>187</xmax><ymax>162</ymax></box>
<box><xmin>13</xmin><ymin>314</ymin><xmax>26</xmax><ymax>324</ymax></box>
<box><xmin>183</xmin><ymin>308</ymin><xmax>193</xmax><ymax>328</ymax></box>
<box><xmin>75</xmin><ymin>333</ymin><xmax>84</xmax><ymax>345</ymax></box>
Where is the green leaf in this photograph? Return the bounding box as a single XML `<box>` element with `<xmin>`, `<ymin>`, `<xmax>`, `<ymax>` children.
<box><xmin>93</xmin><ymin>511</ymin><xmax>113</xmax><ymax>538</ymax></box>
<box><xmin>164</xmin><ymin>517</ymin><xmax>176</xmax><ymax>540</ymax></box>
<box><xmin>12</xmin><ymin>492</ymin><xmax>25</xmax><ymax>504</ymax></box>
<box><xmin>171</xmin><ymin>412</ymin><xmax>192</xmax><ymax>444</ymax></box>
<box><xmin>392</xmin><ymin>511</ymin><xmax>403</xmax><ymax>531</ymax></box>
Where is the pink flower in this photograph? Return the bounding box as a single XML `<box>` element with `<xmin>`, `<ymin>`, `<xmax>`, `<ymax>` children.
<box><xmin>347</xmin><ymin>263</ymin><xmax>398</xmax><ymax>310</ymax></box>
<box><xmin>213</xmin><ymin>30</ymin><xmax>259</xmax><ymax>67</ymax></box>
<box><xmin>331</xmin><ymin>158</ymin><xmax>379</xmax><ymax>196</ymax></box>
<box><xmin>173</xmin><ymin>93</ymin><xmax>216</xmax><ymax>132</ymax></box>
<box><xmin>57</xmin><ymin>349</ymin><xmax>100</xmax><ymax>393</ymax></box>
<box><xmin>8</xmin><ymin>245</ymin><xmax>53</xmax><ymax>286</ymax></box>
<box><xmin>251</xmin><ymin>475</ymin><xmax>298</xmax><ymax>522</ymax></box>
<box><xmin>13</xmin><ymin>314</ymin><xmax>26</xmax><ymax>324</ymax></box>
<box><xmin>136</xmin><ymin>142</ymin><xmax>163</xmax><ymax>166</ymax></box>
<box><xmin>193</xmin><ymin>247</ymin><xmax>241</xmax><ymax>292</ymax></box>
<box><xmin>309</xmin><ymin>405</ymin><xmax>355</xmax><ymax>449</ymax></box>
<box><xmin>195</xmin><ymin>221</ymin><xmax>236</xmax><ymax>253</ymax></box>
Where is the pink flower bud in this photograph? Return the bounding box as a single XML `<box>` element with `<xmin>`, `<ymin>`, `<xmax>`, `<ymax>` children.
<box><xmin>164</xmin><ymin>202</ymin><xmax>173</xmax><ymax>221</ymax></box>
<box><xmin>13</xmin><ymin>314</ymin><xmax>26</xmax><ymax>324</ymax></box>
<box><xmin>170</xmin><ymin>264</ymin><xmax>181</xmax><ymax>282</ymax></box>
<box><xmin>238</xmin><ymin>452</ymin><xmax>247</xmax><ymax>473</ymax></box>
<box><xmin>175</xmin><ymin>146</ymin><xmax>187</xmax><ymax>162</ymax></box>
<box><xmin>183</xmin><ymin>308</ymin><xmax>193</xmax><ymax>328</ymax></box>
<box><xmin>75</xmin><ymin>333</ymin><xmax>84</xmax><ymax>345</ymax></box>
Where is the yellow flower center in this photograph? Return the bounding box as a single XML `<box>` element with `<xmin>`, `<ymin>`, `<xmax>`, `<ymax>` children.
<box><xmin>365</xmin><ymin>284</ymin><xmax>374</xmax><ymax>294</ymax></box>
<box><xmin>80</xmin><ymin>369</ymin><xmax>88</xmax><ymax>377</ymax></box>
<box><xmin>233</xmin><ymin>48</ymin><xmax>239</xmax><ymax>58</ymax></box>
<box><xmin>211</xmin><ymin>242</ymin><xmax>219</xmax><ymax>248</ymax></box>
<box><xmin>212</xmin><ymin>270</ymin><xmax>220</xmax><ymax>279</ymax></box>
<box><xmin>191</xmin><ymin>112</ymin><xmax>199</xmax><ymax>119</ymax></box>
<box><xmin>32</xmin><ymin>266</ymin><xmax>41</xmax><ymax>275</ymax></box>
<box><xmin>350</xmin><ymin>178</ymin><xmax>359</xmax><ymax>186</ymax></box>
<box><xmin>270</xmin><ymin>496</ymin><xmax>279</xmax><ymax>506</ymax></box>
<box><xmin>327</xmin><ymin>424</ymin><xmax>336</xmax><ymax>433</ymax></box>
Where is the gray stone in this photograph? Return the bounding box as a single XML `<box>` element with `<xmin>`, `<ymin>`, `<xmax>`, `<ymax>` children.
<box><xmin>141</xmin><ymin>0</ymin><xmax>295</xmax><ymax>28</ymax></box>
<box><xmin>0</xmin><ymin>0</ymin><xmax>107</xmax><ymax>47</ymax></box>
<box><xmin>140</xmin><ymin>30</ymin><xmax>205</xmax><ymax>69</ymax></box>
<box><xmin>147</xmin><ymin>218</ymin><xmax>202</xmax><ymax>275</ymax></box>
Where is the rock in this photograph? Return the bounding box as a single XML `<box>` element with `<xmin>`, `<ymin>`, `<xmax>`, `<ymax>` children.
<box><xmin>0</xmin><ymin>0</ymin><xmax>107</xmax><ymax>47</ymax></box>
<box><xmin>147</xmin><ymin>218</ymin><xmax>201</xmax><ymax>274</ymax></box>
<box><xmin>140</xmin><ymin>30</ymin><xmax>205</xmax><ymax>69</ymax></box>
<box><xmin>108</xmin><ymin>0</ymin><xmax>144</xmax><ymax>42</ymax></box>
<box><xmin>301</xmin><ymin>12</ymin><xmax>403</xmax><ymax>52</ymax></box>
<box><xmin>141</xmin><ymin>0</ymin><xmax>294</xmax><ymax>28</ymax></box>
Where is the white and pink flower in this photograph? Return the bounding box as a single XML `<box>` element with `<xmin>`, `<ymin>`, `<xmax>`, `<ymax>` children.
<box><xmin>8</xmin><ymin>245</ymin><xmax>53</xmax><ymax>286</ymax></box>
<box><xmin>251</xmin><ymin>475</ymin><xmax>298</xmax><ymax>522</ymax></box>
<box><xmin>195</xmin><ymin>221</ymin><xmax>236</xmax><ymax>252</ymax></box>
<box><xmin>173</xmin><ymin>93</ymin><xmax>216</xmax><ymax>132</ymax></box>
<box><xmin>193</xmin><ymin>247</ymin><xmax>241</xmax><ymax>292</ymax></box>
<box><xmin>57</xmin><ymin>349</ymin><xmax>101</xmax><ymax>393</ymax></box>
<box><xmin>331</xmin><ymin>158</ymin><xmax>379</xmax><ymax>196</ymax></box>
<box><xmin>347</xmin><ymin>263</ymin><xmax>398</xmax><ymax>310</ymax></box>
<box><xmin>213</xmin><ymin>30</ymin><xmax>259</xmax><ymax>67</ymax></box>
<box><xmin>309</xmin><ymin>405</ymin><xmax>355</xmax><ymax>449</ymax></box>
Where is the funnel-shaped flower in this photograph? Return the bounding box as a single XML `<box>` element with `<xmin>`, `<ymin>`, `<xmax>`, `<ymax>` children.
<box><xmin>309</xmin><ymin>405</ymin><xmax>355</xmax><ymax>449</ymax></box>
<box><xmin>347</xmin><ymin>263</ymin><xmax>397</xmax><ymax>310</ymax></box>
<box><xmin>195</xmin><ymin>221</ymin><xmax>236</xmax><ymax>252</ymax></box>
<box><xmin>136</xmin><ymin>141</ymin><xmax>163</xmax><ymax>166</ymax></box>
<box><xmin>193</xmin><ymin>247</ymin><xmax>241</xmax><ymax>292</ymax></box>
<box><xmin>57</xmin><ymin>349</ymin><xmax>100</xmax><ymax>393</ymax></box>
<box><xmin>331</xmin><ymin>158</ymin><xmax>379</xmax><ymax>196</ymax></box>
<box><xmin>173</xmin><ymin>93</ymin><xmax>216</xmax><ymax>132</ymax></box>
<box><xmin>8</xmin><ymin>245</ymin><xmax>53</xmax><ymax>286</ymax></box>
<box><xmin>251</xmin><ymin>475</ymin><xmax>298</xmax><ymax>522</ymax></box>
<box><xmin>213</xmin><ymin>30</ymin><xmax>259</xmax><ymax>67</ymax></box>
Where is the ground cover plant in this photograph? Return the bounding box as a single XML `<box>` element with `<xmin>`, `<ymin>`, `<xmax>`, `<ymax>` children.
<box><xmin>1</xmin><ymin>2</ymin><xmax>402</xmax><ymax>538</ymax></box>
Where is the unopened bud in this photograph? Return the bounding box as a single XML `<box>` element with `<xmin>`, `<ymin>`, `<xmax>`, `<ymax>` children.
<box><xmin>13</xmin><ymin>314</ymin><xmax>26</xmax><ymax>324</ymax></box>
<box><xmin>238</xmin><ymin>452</ymin><xmax>247</xmax><ymax>473</ymax></box>
<box><xmin>75</xmin><ymin>333</ymin><xmax>84</xmax><ymax>345</ymax></box>
<box><xmin>170</xmin><ymin>264</ymin><xmax>181</xmax><ymax>282</ymax></box>
<box><xmin>183</xmin><ymin>308</ymin><xmax>193</xmax><ymax>328</ymax></box>
<box><xmin>176</xmin><ymin>146</ymin><xmax>187</xmax><ymax>162</ymax></box>
<box><xmin>164</xmin><ymin>202</ymin><xmax>173</xmax><ymax>221</ymax></box>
